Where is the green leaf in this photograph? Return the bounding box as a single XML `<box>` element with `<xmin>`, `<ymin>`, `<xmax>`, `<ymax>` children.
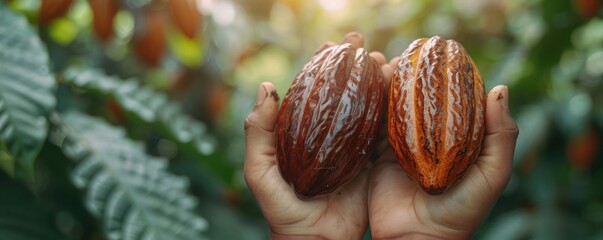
<box><xmin>480</xmin><ymin>210</ymin><xmax>534</xmax><ymax>240</ymax></box>
<box><xmin>167</xmin><ymin>30</ymin><xmax>205</xmax><ymax>68</ymax></box>
<box><xmin>0</xmin><ymin>141</ymin><xmax>15</xmax><ymax>176</ymax></box>
<box><xmin>49</xmin><ymin>112</ymin><xmax>208</xmax><ymax>240</ymax></box>
<box><xmin>512</xmin><ymin>102</ymin><xmax>552</xmax><ymax>168</ymax></box>
<box><xmin>0</xmin><ymin>171</ymin><xmax>66</xmax><ymax>240</ymax></box>
<box><xmin>0</xmin><ymin>4</ymin><xmax>56</xmax><ymax>178</ymax></box>
<box><xmin>62</xmin><ymin>67</ymin><xmax>236</xmax><ymax>185</ymax></box>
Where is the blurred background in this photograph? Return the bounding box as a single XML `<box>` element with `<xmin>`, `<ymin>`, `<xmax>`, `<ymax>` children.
<box><xmin>1</xmin><ymin>0</ymin><xmax>603</xmax><ymax>239</ymax></box>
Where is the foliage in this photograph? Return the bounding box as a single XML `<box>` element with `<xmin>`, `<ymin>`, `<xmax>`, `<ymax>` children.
<box><xmin>0</xmin><ymin>2</ymin><xmax>214</xmax><ymax>239</ymax></box>
<box><xmin>49</xmin><ymin>112</ymin><xmax>207</xmax><ymax>240</ymax></box>
<box><xmin>1</xmin><ymin>0</ymin><xmax>603</xmax><ymax>239</ymax></box>
<box><xmin>0</xmin><ymin>4</ymin><xmax>56</xmax><ymax>178</ymax></box>
<box><xmin>61</xmin><ymin>67</ymin><xmax>235</xmax><ymax>185</ymax></box>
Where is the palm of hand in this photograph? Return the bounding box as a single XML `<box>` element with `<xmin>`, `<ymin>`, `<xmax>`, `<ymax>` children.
<box><xmin>368</xmin><ymin>88</ymin><xmax>518</xmax><ymax>239</ymax></box>
<box><xmin>246</xmin><ymin>84</ymin><xmax>517</xmax><ymax>240</ymax></box>
<box><xmin>368</xmin><ymin>150</ymin><xmax>493</xmax><ymax>239</ymax></box>
<box><xmin>245</xmin><ymin>33</ymin><xmax>377</xmax><ymax>239</ymax></box>
<box><xmin>243</xmin><ymin>80</ymin><xmax>371</xmax><ymax>238</ymax></box>
<box><xmin>246</xmin><ymin>147</ymin><xmax>369</xmax><ymax>239</ymax></box>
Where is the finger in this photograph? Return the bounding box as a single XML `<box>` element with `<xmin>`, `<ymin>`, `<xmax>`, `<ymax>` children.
<box><xmin>244</xmin><ymin>82</ymin><xmax>280</xmax><ymax>178</ymax></box>
<box><xmin>476</xmin><ymin>85</ymin><xmax>519</xmax><ymax>188</ymax></box>
<box><xmin>389</xmin><ymin>56</ymin><xmax>400</xmax><ymax>67</ymax></box>
<box><xmin>370</xmin><ymin>51</ymin><xmax>386</xmax><ymax>65</ymax></box>
<box><xmin>315</xmin><ymin>41</ymin><xmax>336</xmax><ymax>55</ymax></box>
<box><xmin>373</xmin><ymin>62</ymin><xmax>395</xmax><ymax>159</ymax></box>
<box><xmin>341</xmin><ymin>32</ymin><xmax>364</xmax><ymax>49</ymax></box>
<box><xmin>426</xmin><ymin>85</ymin><xmax>519</xmax><ymax>231</ymax></box>
<box><xmin>368</xmin><ymin>160</ymin><xmax>417</xmax><ymax>229</ymax></box>
<box><xmin>486</xmin><ymin>85</ymin><xmax>518</xmax><ymax>135</ymax></box>
<box><xmin>373</xmin><ymin>118</ymin><xmax>390</xmax><ymax>159</ymax></box>
<box><xmin>381</xmin><ymin>64</ymin><xmax>394</xmax><ymax>89</ymax></box>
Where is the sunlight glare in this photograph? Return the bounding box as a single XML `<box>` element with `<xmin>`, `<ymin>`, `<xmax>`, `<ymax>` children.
<box><xmin>318</xmin><ymin>0</ymin><xmax>348</xmax><ymax>12</ymax></box>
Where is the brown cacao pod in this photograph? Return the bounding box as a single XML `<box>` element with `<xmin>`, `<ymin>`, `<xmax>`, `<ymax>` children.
<box><xmin>277</xmin><ymin>43</ymin><xmax>385</xmax><ymax>200</ymax></box>
<box><xmin>388</xmin><ymin>36</ymin><xmax>486</xmax><ymax>195</ymax></box>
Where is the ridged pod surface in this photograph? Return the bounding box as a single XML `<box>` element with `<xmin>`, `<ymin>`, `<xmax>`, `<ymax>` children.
<box><xmin>277</xmin><ymin>43</ymin><xmax>385</xmax><ymax>200</ymax></box>
<box><xmin>388</xmin><ymin>36</ymin><xmax>486</xmax><ymax>195</ymax></box>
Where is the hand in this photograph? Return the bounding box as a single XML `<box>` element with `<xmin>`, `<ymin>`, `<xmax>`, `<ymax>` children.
<box><xmin>243</xmin><ymin>33</ymin><xmax>380</xmax><ymax>240</ymax></box>
<box><xmin>368</xmin><ymin>58</ymin><xmax>519</xmax><ymax>239</ymax></box>
<box><xmin>244</xmin><ymin>32</ymin><xmax>519</xmax><ymax>239</ymax></box>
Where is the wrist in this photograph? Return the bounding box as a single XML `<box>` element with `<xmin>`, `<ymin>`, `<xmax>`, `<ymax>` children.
<box><xmin>270</xmin><ymin>231</ymin><xmax>328</xmax><ymax>240</ymax></box>
<box><xmin>371</xmin><ymin>229</ymin><xmax>472</xmax><ymax>240</ymax></box>
<box><xmin>270</xmin><ymin>227</ymin><xmax>367</xmax><ymax>240</ymax></box>
<box><xmin>397</xmin><ymin>232</ymin><xmax>469</xmax><ymax>240</ymax></box>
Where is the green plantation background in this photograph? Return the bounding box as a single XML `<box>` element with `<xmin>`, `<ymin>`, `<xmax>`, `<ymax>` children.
<box><xmin>1</xmin><ymin>0</ymin><xmax>602</xmax><ymax>239</ymax></box>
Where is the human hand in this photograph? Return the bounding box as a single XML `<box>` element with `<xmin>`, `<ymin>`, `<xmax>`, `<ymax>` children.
<box><xmin>244</xmin><ymin>32</ymin><xmax>519</xmax><ymax>239</ymax></box>
<box><xmin>244</xmin><ymin>33</ymin><xmax>387</xmax><ymax>240</ymax></box>
<box><xmin>368</xmin><ymin>58</ymin><xmax>519</xmax><ymax>239</ymax></box>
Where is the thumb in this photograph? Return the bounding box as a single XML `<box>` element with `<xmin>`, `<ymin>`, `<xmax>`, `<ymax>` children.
<box><xmin>244</xmin><ymin>82</ymin><xmax>280</xmax><ymax>183</ymax></box>
<box><xmin>427</xmin><ymin>85</ymin><xmax>519</xmax><ymax>234</ymax></box>
<box><xmin>475</xmin><ymin>85</ymin><xmax>519</xmax><ymax>193</ymax></box>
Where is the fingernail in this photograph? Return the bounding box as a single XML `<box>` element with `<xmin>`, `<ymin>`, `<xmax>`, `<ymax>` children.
<box><xmin>498</xmin><ymin>86</ymin><xmax>509</xmax><ymax>109</ymax></box>
<box><xmin>256</xmin><ymin>84</ymin><xmax>268</xmax><ymax>107</ymax></box>
<box><xmin>498</xmin><ymin>86</ymin><xmax>518</xmax><ymax>132</ymax></box>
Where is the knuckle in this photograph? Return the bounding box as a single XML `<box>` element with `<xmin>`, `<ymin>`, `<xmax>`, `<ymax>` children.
<box><xmin>244</xmin><ymin>116</ymin><xmax>255</xmax><ymax>131</ymax></box>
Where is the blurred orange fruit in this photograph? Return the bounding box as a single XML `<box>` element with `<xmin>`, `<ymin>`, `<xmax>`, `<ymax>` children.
<box><xmin>132</xmin><ymin>9</ymin><xmax>166</xmax><ymax>67</ymax></box>
<box><xmin>567</xmin><ymin>127</ymin><xmax>599</xmax><ymax>169</ymax></box>
<box><xmin>38</xmin><ymin>0</ymin><xmax>74</xmax><ymax>24</ymax></box>
<box><xmin>574</xmin><ymin>0</ymin><xmax>601</xmax><ymax>19</ymax></box>
<box><xmin>89</xmin><ymin>0</ymin><xmax>119</xmax><ymax>43</ymax></box>
<box><xmin>168</xmin><ymin>0</ymin><xmax>201</xmax><ymax>39</ymax></box>
<box><xmin>106</xmin><ymin>99</ymin><xmax>127</xmax><ymax>124</ymax></box>
<box><xmin>206</xmin><ymin>83</ymin><xmax>232</xmax><ymax>120</ymax></box>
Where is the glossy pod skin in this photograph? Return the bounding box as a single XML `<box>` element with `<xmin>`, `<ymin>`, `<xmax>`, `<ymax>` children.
<box><xmin>276</xmin><ymin>43</ymin><xmax>385</xmax><ymax>200</ymax></box>
<box><xmin>388</xmin><ymin>36</ymin><xmax>486</xmax><ymax>195</ymax></box>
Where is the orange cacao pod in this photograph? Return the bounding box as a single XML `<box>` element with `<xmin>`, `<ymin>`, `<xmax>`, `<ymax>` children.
<box><xmin>277</xmin><ymin>43</ymin><xmax>385</xmax><ymax>199</ymax></box>
<box><xmin>132</xmin><ymin>9</ymin><xmax>166</xmax><ymax>67</ymax></box>
<box><xmin>567</xmin><ymin>127</ymin><xmax>599</xmax><ymax>169</ymax></box>
<box><xmin>89</xmin><ymin>0</ymin><xmax>118</xmax><ymax>43</ymax></box>
<box><xmin>38</xmin><ymin>0</ymin><xmax>74</xmax><ymax>24</ymax></box>
<box><xmin>168</xmin><ymin>0</ymin><xmax>201</xmax><ymax>39</ymax></box>
<box><xmin>388</xmin><ymin>36</ymin><xmax>486</xmax><ymax>195</ymax></box>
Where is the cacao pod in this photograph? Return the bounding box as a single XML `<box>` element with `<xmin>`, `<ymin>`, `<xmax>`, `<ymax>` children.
<box><xmin>388</xmin><ymin>36</ymin><xmax>486</xmax><ymax>195</ymax></box>
<box><xmin>38</xmin><ymin>0</ymin><xmax>74</xmax><ymax>25</ymax></box>
<box><xmin>132</xmin><ymin>9</ymin><xmax>166</xmax><ymax>67</ymax></box>
<box><xmin>574</xmin><ymin>0</ymin><xmax>601</xmax><ymax>19</ymax></box>
<box><xmin>276</xmin><ymin>43</ymin><xmax>385</xmax><ymax>200</ymax></box>
<box><xmin>205</xmin><ymin>83</ymin><xmax>232</xmax><ymax>121</ymax></box>
<box><xmin>168</xmin><ymin>0</ymin><xmax>201</xmax><ymax>39</ymax></box>
<box><xmin>567</xmin><ymin>127</ymin><xmax>599</xmax><ymax>169</ymax></box>
<box><xmin>89</xmin><ymin>0</ymin><xmax>118</xmax><ymax>43</ymax></box>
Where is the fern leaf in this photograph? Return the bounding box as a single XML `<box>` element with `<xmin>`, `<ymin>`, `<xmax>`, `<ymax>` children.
<box><xmin>62</xmin><ymin>67</ymin><xmax>235</xmax><ymax>185</ymax></box>
<box><xmin>0</xmin><ymin>4</ymin><xmax>56</xmax><ymax>177</ymax></box>
<box><xmin>50</xmin><ymin>112</ymin><xmax>208</xmax><ymax>240</ymax></box>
